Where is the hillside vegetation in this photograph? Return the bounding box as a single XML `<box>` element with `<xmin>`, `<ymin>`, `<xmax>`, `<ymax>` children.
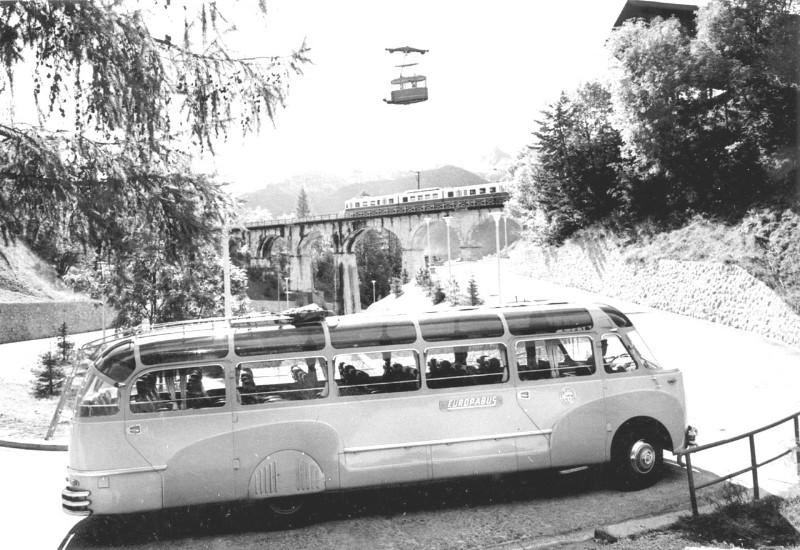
<box><xmin>0</xmin><ymin>240</ymin><xmax>84</xmax><ymax>303</ymax></box>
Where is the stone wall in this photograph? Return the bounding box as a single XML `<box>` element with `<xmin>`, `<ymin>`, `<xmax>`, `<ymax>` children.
<box><xmin>510</xmin><ymin>235</ymin><xmax>800</xmax><ymax>349</ymax></box>
<box><xmin>0</xmin><ymin>302</ymin><xmax>115</xmax><ymax>344</ymax></box>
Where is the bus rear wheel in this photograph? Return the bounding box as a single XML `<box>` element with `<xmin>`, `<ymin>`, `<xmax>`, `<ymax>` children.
<box><xmin>612</xmin><ymin>431</ymin><xmax>663</xmax><ymax>490</ymax></box>
<box><xmin>267</xmin><ymin>496</ymin><xmax>305</xmax><ymax>517</ymax></box>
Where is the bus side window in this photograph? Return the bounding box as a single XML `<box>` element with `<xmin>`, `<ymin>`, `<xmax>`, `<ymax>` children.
<box><xmin>237</xmin><ymin>357</ymin><xmax>328</xmax><ymax>404</ymax></box>
<box><xmin>516</xmin><ymin>337</ymin><xmax>595</xmax><ymax>380</ymax></box>
<box><xmin>130</xmin><ymin>365</ymin><xmax>226</xmax><ymax>413</ymax></box>
<box><xmin>552</xmin><ymin>337</ymin><xmax>595</xmax><ymax>377</ymax></box>
<box><xmin>425</xmin><ymin>343</ymin><xmax>508</xmax><ymax>389</ymax></box>
<box><xmin>516</xmin><ymin>340</ymin><xmax>552</xmax><ymax>380</ymax></box>
<box><xmin>334</xmin><ymin>350</ymin><xmax>420</xmax><ymax>396</ymax></box>
<box><xmin>602</xmin><ymin>334</ymin><xmax>638</xmax><ymax>374</ymax></box>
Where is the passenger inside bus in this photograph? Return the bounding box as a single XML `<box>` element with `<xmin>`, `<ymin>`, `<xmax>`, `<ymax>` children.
<box><xmin>238</xmin><ymin>368</ymin><xmax>263</xmax><ymax>405</ymax></box>
<box><xmin>186</xmin><ymin>368</ymin><xmax>210</xmax><ymax>409</ymax></box>
<box><xmin>132</xmin><ymin>377</ymin><xmax>157</xmax><ymax>413</ymax></box>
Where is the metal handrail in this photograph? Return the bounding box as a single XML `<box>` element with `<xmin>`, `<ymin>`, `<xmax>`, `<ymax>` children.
<box><xmin>677</xmin><ymin>410</ymin><xmax>800</xmax><ymax>516</ymax></box>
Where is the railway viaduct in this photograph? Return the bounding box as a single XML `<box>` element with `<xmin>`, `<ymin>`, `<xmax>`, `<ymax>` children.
<box><xmin>242</xmin><ymin>194</ymin><xmax>521</xmax><ymax>314</ymax></box>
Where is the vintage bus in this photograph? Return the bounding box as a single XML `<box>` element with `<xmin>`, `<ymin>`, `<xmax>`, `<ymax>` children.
<box><xmin>62</xmin><ymin>303</ymin><xmax>688</xmax><ymax>517</ymax></box>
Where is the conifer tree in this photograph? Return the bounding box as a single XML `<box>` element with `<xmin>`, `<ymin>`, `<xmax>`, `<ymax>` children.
<box><xmin>390</xmin><ymin>276</ymin><xmax>404</xmax><ymax>298</ymax></box>
<box><xmin>56</xmin><ymin>322</ymin><xmax>74</xmax><ymax>363</ymax></box>
<box><xmin>466</xmin><ymin>275</ymin><xmax>484</xmax><ymax>306</ymax></box>
<box><xmin>295</xmin><ymin>186</ymin><xmax>311</xmax><ymax>218</ymax></box>
<box><xmin>32</xmin><ymin>351</ymin><xmax>65</xmax><ymax>398</ymax></box>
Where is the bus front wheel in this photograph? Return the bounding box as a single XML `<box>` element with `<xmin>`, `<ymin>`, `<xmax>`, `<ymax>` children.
<box><xmin>612</xmin><ymin>431</ymin><xmax>663</xmax><ymax>490</ymax></box>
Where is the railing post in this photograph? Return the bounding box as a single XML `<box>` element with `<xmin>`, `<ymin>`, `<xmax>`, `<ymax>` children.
<box><xmin>686</xmin><ymin>453</ymin><xmax>699</xmax><ymax>517</ymax></box>
<box><xmin>794</xmin><ymin>415</ymin><xmax>800</xmax><ymax>478</ymax></box>
<box><xmin>749</xmin><ymin>434</ymin><xmax>760</xmax><ymax>500</ymax></box>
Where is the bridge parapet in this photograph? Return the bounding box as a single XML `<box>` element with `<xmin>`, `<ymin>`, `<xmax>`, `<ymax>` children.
<box><xmin>243</xmin><ymin>193</ymin><xmax>510</xmax><ymax>230</ymax></box>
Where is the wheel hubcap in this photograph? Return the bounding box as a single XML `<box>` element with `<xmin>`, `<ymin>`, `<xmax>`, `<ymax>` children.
<box><xmin>629</xmin><ymin>440</ymin><xmax>656</xmax><ymax>475</ymax></box>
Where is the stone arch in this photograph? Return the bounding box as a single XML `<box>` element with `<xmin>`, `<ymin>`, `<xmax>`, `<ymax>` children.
<box><xmin>466</xmin><ymin>215</ymin><xmax>524</xmax><ymax>257</ymax></box>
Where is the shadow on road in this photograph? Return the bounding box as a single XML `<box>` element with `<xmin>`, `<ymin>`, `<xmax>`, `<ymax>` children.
<box><xmin>59</xmin><ymin>464</ymin><xmax>710</xmax><ymax>549</ymax></box>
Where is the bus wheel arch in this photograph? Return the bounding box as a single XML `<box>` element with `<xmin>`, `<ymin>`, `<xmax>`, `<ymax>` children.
<box><xmin>248</xmin><ymin>449</ymin><xmax>326</xmax><ymax>501</ymax></box>
<box><xmin>610</xmin><ymin>417</ymin><xmax>671</xmax><ymax>490</ymax></box>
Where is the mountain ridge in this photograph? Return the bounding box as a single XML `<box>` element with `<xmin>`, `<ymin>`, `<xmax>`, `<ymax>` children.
<box><xmin>237</xmin><ymin>164</ymin><xmax>491</xmax><ymax>219</ymax></box>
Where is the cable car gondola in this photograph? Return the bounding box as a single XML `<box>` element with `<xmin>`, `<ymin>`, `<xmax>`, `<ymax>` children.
<box><xmin>384</xmin><ymin>46</ymin><xmax>428</xmax><ymax>105</ymax></box>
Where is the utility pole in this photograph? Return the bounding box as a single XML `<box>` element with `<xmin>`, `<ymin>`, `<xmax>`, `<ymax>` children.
<box><xmin>412</xmin><ymin>170</ymin><xmax>421</xmax><ymax>190</ymax></box>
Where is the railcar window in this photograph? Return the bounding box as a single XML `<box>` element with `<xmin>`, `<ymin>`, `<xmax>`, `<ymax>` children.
<box><xmin>516</xmin><ymin>337</ymin><xmax>595</xmax><ymax>380</ymax></box>
<box><xmin>334</xmin><ymin>350</ymin><xmax>420</xmax><ymax>396</ymax></box>
<box><xmin>140</xmin><ymin>335</ymin><xmax>228</xmax><ymax>366</ymax></box>
<box><xmin>469</xmin><ymin>189</ymin><xmax>476</xmax><ymax>195</ymax></box>
<box><xmin>236</xmin><ymin>357</ymin><xmax>328</xmax><ymax>403</ymax></box>
<box><xmin>95</xmin><ymin>342</ymin><xmax>136</xmax><ymax>383</ymax></box>
<box><xmin>425</xmin><ymin>343</ymin><xmax>508</xmax><ymax>389</ymax></box>
<box><xmin>504</xmin><ymin>308</ymin><xmax>593</xmax><ymax>336</ymax></box>
<box><xmin>234</xmin><ymin>324</ymin><xmax>325</xmax><ymax>356</ymax></box>
<box><xmin>601</xmin><ymin>334</ymin><xmax>639</xmax><ymax>374</ymax></box>
<box><xmin>130</xmin><ymin>365</ymin><xmax>227</xmax><ymax>413</ymax></box>
<box><xmin>329</xmin><ymin>320</ymin><xmax>416</xmax><ymax>349</ymax></box>
<box><xmin>419</xmin><ymin>313</ymin><xmax>504</xmax><ymax>342</ymax></box>
<box><xmin>489</xmin><ymin>187</ymin><xmax>496</xmax><ymax>193</ymax></box>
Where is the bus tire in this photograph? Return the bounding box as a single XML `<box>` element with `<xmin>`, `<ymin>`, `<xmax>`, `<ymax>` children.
<box><xmin>612</xmin><ymin>430</ymin><xmax>663</xmax><ymax>490</ymax></box>
<box><xmin>267</xmin><ymin>496</ymin><xmax>306</xmax><ymax>517</ymax></box>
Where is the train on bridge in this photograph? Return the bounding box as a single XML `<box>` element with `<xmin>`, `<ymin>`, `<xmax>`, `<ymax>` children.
<box><xmin>342</xmin><ymin>182</ymin><xmax>508</xmax><ymax>218</ymax></box>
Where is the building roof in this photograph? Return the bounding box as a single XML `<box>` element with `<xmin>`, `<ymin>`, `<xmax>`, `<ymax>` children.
<box><xmin>614</xmin><ymin>0</ymin><xmax>699</xmax><ymax>32</ymax></box>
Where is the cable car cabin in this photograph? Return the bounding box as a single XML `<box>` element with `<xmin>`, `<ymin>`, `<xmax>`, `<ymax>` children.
<box><xmin>385</xmin><ymin>75</ymin><xmax>428</xmax><ymax>105</ymax></box>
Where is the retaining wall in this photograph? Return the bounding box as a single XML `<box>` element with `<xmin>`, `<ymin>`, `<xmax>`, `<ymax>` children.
<box><xmin>0</xmin><ymin>302</ymin><xmax>114</xmax><ymax>344</ymax></box>
<box><xmin>511</xmin><ymin>236</ymin><xmax>800</xmax><ymax>349</ymax></box>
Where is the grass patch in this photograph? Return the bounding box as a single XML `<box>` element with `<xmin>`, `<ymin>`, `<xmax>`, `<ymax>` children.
<box><xmin>673</xmin><ymin>493</ymin><xmax>800</xmax><ymax>549</ymax></box>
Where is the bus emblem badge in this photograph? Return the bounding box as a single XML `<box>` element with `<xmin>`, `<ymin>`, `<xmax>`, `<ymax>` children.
<box><xmin>560</xmin><ymin>387</ymin><xmax>576</xmax><ymax>405</ymax></box>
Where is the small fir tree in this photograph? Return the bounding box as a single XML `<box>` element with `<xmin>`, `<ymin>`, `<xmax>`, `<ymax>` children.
<box><xmin>447</xmin><ymin>277</ymin><xmax>461</xmax><ymax>307</ymax></box>
<box><xmin>415</xmin><ymin>268</ymin><xmax>433</xmax><ymax>297</ymax></box>
<box><xmin>431</xmin><ymin>280</ymin><xmax>446</xmax><ymax>305</ymax></box>
<box><xmin>56</xmin><ymin>321</ymin><xmax>74</xmax><ymax>362</ymax></box>
<box><xmin>295</xmin><ymin>186</ymin><xmax>311</xmax><ymax>218</ymax></box>
<box><xmin>390</xmin><ymin>276</ymin><xmax>404</xmax><ymax>298</ymax></box>
<box><xmin>32</xmin><ymin>351</ymin><xmax>66</xmax><ymax>398</ymax></box>
<box><xmin>466</xmin><ymin>275</ymin><xmax>484</xmax><ymax>306</ymax></box>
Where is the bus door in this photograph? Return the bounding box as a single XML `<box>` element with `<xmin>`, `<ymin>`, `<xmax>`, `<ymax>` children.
<box><xmin>600</xmin><ymin>332</ymin><xmax>686</xmax><ymax>444</ymax></box>
<box><xmin>332</xmin><ymin>349</ymin><xmax>431</xmax><ymax>488</ymax></box>
<box><xmin>422</xmin><ymin>343</ymin><xmax>533</xmax><ymax>479</ymax></box>
<box><xmin>124</xmin><ymin>364</ymin><xmax>235</xmax><ymax>508</ymax></box>
<box><xmin>514</xmin><ymin>336</ymin><xmax>607</xmax><ymax>468</ymax></box>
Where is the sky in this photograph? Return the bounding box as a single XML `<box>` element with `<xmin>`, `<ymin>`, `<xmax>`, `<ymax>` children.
<box><xmin>199</xmin><ymin>0</ymin><xmax>633</xmax><ymax>193</ymax></box>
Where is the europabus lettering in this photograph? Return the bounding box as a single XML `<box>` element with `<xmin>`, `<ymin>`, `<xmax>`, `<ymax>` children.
<box><xmin>441</xmin><ymin>395</ymin><xmax>500</xmax><ymax>411</ymax></box>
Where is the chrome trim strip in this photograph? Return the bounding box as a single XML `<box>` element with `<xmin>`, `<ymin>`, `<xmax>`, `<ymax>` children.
<box><xmin>343</xmin><ymin>430</ymin><xmax>552</xmax><ymax>453</ymax></box>
<box><xmin>68</xmin><ymin>464</ymin><xmax>167</xmax><ymax>477</ymax></box>
<box><xmin>63</xmin><ymin>508</ymin><xmax>92</xmax><ymax>516</ymax></box>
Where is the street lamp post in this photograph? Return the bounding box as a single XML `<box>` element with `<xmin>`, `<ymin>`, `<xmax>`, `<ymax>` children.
<box><xmin>284</xmin><ymin>277</ymin><xmax>290</xmax><ymax>310</ymax></box>
<box><xmin>443</xmin><ymin>215</ymin><xmax>453</xmax><ymax>281</ymax></box>
<box><xmin>372</xmin><ymin>279</ymin><xmax>376</xmax><ymax>303</ymax></box>
<box><xmin>424</xmin><ymin>217</ymin><xmax>431</xmax><ymax>267</ymax></box>
<box><xmin>490</xmin><ymin>212</ymin><xmax>503</xmax><ymax>305</ymax></box>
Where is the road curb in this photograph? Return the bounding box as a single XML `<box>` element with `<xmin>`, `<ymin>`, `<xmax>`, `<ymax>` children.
<box><xmin>594</xmin><ymin>504</ymin><xmax>716</xmax><ymax>543</ymax></box>
<box><xmin>0</xmin><ymin>438</ymin><xmax>67</xmax><ymax>451</ymax></box>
